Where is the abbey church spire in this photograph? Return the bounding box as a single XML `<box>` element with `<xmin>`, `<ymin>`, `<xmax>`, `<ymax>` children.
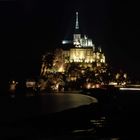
<box><xmin>75</xmin><ymin>12</ymin><xmax>79</xmax><ymax>30</ymax></box>
<box><xmin>73</xmin><ymin>12</ymin><xmax>81</xmax><ymax>47</ymax></box>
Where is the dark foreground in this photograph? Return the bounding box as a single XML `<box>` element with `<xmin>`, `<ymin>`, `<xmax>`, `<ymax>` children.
<box><xmin>0</xmin><ymin>88</ymin><xmax>140</xmax><ymax>139</ymax></box>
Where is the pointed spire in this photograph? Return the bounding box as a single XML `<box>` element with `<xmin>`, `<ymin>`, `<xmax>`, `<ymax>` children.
<box><xmin>75</xmin><ymin>12</ymin><xmax>79</xmax><ymax>30</ymax></box>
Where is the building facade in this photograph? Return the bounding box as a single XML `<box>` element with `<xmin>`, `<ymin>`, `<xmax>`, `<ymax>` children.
<box><xmin>62</xmin><ymin>12</ymin><xmax>105</xmax><ymax>64</ymax></box>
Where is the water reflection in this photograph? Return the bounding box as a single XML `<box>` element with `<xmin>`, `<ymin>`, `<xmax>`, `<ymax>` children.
<box><xmin>40</xmin><ymin>93</ymin><xmax>98</xmax><ymax>114</ymax></box>
<box><xmin>1</xmin><ymin>89</ymin><xmax>140</xmax><ymax>139</ymax></box>
<box><xmin>0</xmin><ymin>93</ymin><xmax>98</xmax><ymax>122</ymax></box>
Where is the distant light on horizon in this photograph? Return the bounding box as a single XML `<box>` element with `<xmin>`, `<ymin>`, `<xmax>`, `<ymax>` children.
<box><xmin>62</xmin><ymin>40</ymin><xmax>71</xmax><ymax>44</ymax></box>
<box><xmin>120</xmin><ymin>87</ymin><xmax>140</xmax><ymax>91</ymax></box>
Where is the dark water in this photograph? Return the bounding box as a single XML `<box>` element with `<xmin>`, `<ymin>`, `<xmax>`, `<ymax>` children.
<box><xmin>0</xmin><ymin>89</ymin><xmax>140</xmax><ymax>139</ymax></box>
<box><xmin>0</xmin><ymin>93</ymin><xmax>96</xmax><ymax>122</ymax></box>
<box><xmin>82</xmin><ymin>89</ymin><xmax>140</xmax><ymax>139</ymax></box>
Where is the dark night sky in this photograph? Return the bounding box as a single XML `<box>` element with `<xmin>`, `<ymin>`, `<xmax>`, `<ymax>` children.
<box><xmin>0</xmin><ymin>0</ymin><xmax>140</xmax><ymax>83</ymax></box>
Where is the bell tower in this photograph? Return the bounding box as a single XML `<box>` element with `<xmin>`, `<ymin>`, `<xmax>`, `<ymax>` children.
<box><xmin>73</xmin><ymin>12</ymin><xmax>81</xmax><ymax>47</ymax></box>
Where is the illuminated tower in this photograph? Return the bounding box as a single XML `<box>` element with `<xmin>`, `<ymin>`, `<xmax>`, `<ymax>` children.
<box><xmin>75</xmin><ymin>12</ymin><xmax>79</xmax><ymax>30</ymax></box>
<box><xmin>73</xmin><ymin>12</ymin><xmax>81</xmax><ymax>47</ymax></box>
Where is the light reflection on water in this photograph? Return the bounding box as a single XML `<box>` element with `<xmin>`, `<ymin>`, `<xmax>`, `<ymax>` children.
<box><xmin>4</xmin><ymin>89</ymin><xmax>140</xmax><ymax>139</ymax></box>
<box><xmin>1</xmin><ymin>93</ymin><xmax>98</xmax><ymax>122</ymax></box>
<box><xmin>40</xmin><ymin>93</ymin><xmax>98</xmax><ymax>114</ymax></box>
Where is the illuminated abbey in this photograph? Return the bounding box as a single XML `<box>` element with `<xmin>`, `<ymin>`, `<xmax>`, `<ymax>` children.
<box><xmin>63</xmin><ymin>12</ymin><xmax>105</xmax><ymax>64</ymax></box>
<box><xmin>8</xmin><ymin>12</ymin><xmax>130</xmax><ymax>93</ymax></box>
<box><xmin>41</xmin><ymin>12</ymin><xmax>106</xmax><ymax>75</ymax></box>
<box><xmin>39</xmin><ymin>12</ymin><xmax>128</xmax><ymax>91</ymax></box>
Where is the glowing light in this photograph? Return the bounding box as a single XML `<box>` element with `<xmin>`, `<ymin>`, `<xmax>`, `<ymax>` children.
<box><xmin>70</xmin><ymin>77</ymin><xmax>76</xmax><ymax>81</ymax></box>
<box><xmin>95</xmin><ymin>84</ymin><xmax>100</xmax><ymax>88</ymax></box>
<box><xmin>121</xmin><ymin>82</ymin><xmax>126</xmax><ymax>85</ymax></box>
<box><xmin>58</xmin><ymin>65</ymin><xmax>64</xmax><ymax>72</ymax></box>
<box><xmin>9</xmin><ymin>80</ymin><xmax>18</xmax><ymax>91</ymax></box>
<box><xmin>87</xmin><ymin>83</ymin><xmax>91</xmax><ymax>89</ymax></box>
<box><xmin>109</xmin><ymin>82</ymin><xmax>118</xmax><ymax>86</ymax></box>
<box><xmin>81</xmin><ymin>70</ymin><xmax>84</xmax><ymax>74</ymax></box>
<box><xmin>116</xmin><ymin>73</ymin><xmax>120</xmax><ymax>79</ymax></box>
<box><xmin>62</xmin><ymin>40</ymin><xmax>70</xmax><ymax>44</ymax></box>
<box><xmin>55</xmin><ymin>84</ymin><xmax>59</xmax><ymax>91</ymax></box>
<box><xmin>92</xmin><ymin>85</ymin><xmax>95</xmax><ymax>88</ymax></box>
<box><xmin>26</xmin><ymin>81</ymin><xmax>36</xmax><ymax>88</ymax></box>
<box><xmin>124</xmin><ymin>73</ymin><xmax>127</xmax><ymax>78</ymax></box>
<box><xmin>119</xmin><ymin>88</ymin><xmax>140</xmax><ymax>91</ymax></box>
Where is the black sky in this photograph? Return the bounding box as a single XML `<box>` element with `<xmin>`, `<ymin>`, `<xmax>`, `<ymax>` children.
<box><xmin>0</xmin><ymin>0</ymin><xmax>140</xmax><ymax>83</ymax></box>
